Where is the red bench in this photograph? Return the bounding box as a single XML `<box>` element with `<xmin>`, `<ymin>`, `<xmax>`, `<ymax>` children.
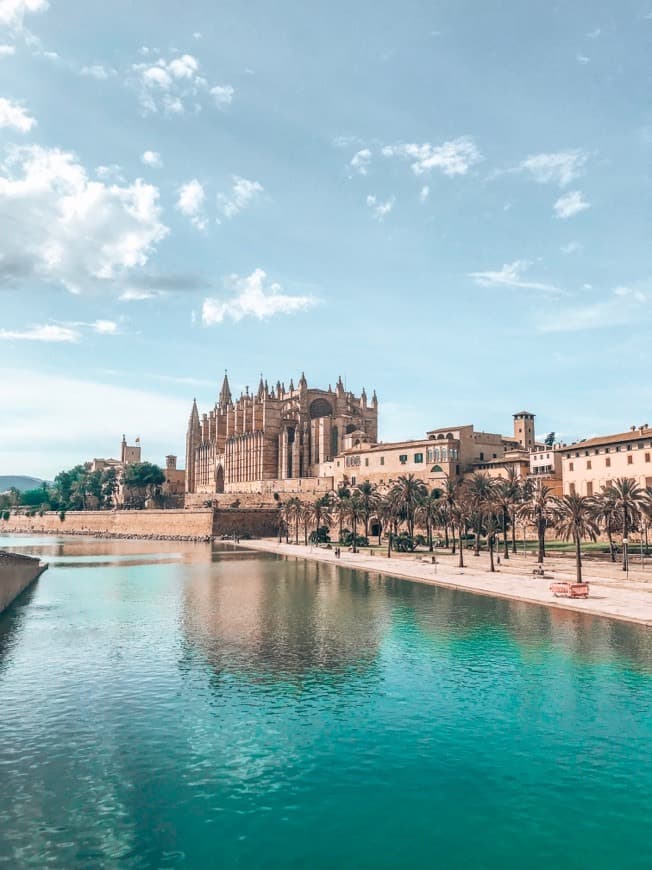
<box><xmin>550</xmin><ymin>582</ymin><xmax>589</xmax><ymax>599</ymax></box>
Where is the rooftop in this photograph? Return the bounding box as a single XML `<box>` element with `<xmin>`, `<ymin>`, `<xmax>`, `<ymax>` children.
<box><xmin>559</xmin><ymin>427</ymin><xmax>652</xmax><ymax>453</ymax></box>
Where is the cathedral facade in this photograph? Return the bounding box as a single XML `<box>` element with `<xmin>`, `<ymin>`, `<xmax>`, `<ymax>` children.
<box><xmin>185</xmin><ymin>372</ymin><xmax>378</xmax><ymax>496</ymax></box>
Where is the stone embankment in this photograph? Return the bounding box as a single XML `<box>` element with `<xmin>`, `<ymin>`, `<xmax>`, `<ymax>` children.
<box><xmin>0</xmin><ymin>550</ymin><xmax>48</xmax><ymax>614</ymax></box>
<box><xmin>1</xmin><ymin>507</ymin><xmax>279</xmax><ymax>541</ymax></box>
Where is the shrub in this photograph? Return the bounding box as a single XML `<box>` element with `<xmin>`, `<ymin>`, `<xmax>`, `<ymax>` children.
<box><xmin>339</xmin><ymin>529</ymin><xmax>369</xmax><ymax>548</ymax></box>
<box><xmin>1</xmin><ymin>510</ymin><xmax>9</xmax><ymax>521</ymax></box>
<box><xmin>309</xmin><ymin>525</ymin><xmax>331</xmax><ymax>544</ymax></box>
<box><xmin>273</xmin><ymin>492</ymin><xmax>280</xmax><ymax>501</ymax></box>
<box><xmin>59</xmin><ymin>510</ymin><xmax>66</xmax><ymax>522</ymax></box>
<box><xmin>391</xmin><ymin>532</ymin><xmax>416</xmax><ymax>552</ymax></box>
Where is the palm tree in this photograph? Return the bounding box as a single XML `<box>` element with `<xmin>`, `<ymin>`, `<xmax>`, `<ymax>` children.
<box><xmin>379</xmin><ymin>490</ymin><xmax>401</xmax><ymax>558</ymax></box>
<box><xmin>389</xmin><ymin>474</ymin><xmax>428</xmax><ymax>537</ymax></box>
<box><xmin>518</xmin><ymin>480</ymin><xmax>555</xmax><ymax>564</ymax></box>
<box><xmin>497</xmin><ymin>467</ymin><xmax>522</xmax><ymax>557</ymax></box>
<box><xmin>450</xmin><ymin>492</ymin><xmax>470</xmax><ymax>569</ymax></box>
<box><xmin>356</xmin><ymin>480</ymin><xmax>381</xmax><ymax>539</ymax></box>
<box><xmin>416</xmin><ymin>488</ymin><xmax>442</xmax><ymax>551</ymax></box>
<box><xmin>464</xmin><ymin>472</ymin><xmax>498</xmax><ymax>556</ymax></box>
<box><xmin>285</xmin><ymin>496</ymin><xmax>303</xmax><ymax>544</ymax></box>
<box><xmin>344</xmin><ymin>491</ymin><xmax>365</xmax><ymax>553</ymax></box>
<box><xmin>308</xmin><ymin>493</ymin><xmax>332</xmax><ymax>540</ymax></box>
<box><xmin>332</xmin><ymin>485</ymin><xmax>351</xmax><ymax>541</ymax></box>
<box><xmin>590</xmin><ymin>488</ymin><xmax>621</xmax><ymax>562</ymax></box>
<box><xmin>552</xmin><ymin>493</ymin><xmax>599</xmax><ymax>585</ymax></box>
<box><xmin>605</xmin><ymin>478</ymin><xmax>645</xmax><ymax>572</ymax></box>
<box><xmin>278</xmin><ymin>501</ymin><xmax>291</xmax><ymax>542</ymax></box>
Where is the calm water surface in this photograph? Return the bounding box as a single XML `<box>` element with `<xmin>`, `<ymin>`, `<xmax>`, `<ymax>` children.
<box><xmin>1</xmin><ymin>534</ymin><xmax>652</xmax><ymax>869</ymax></box>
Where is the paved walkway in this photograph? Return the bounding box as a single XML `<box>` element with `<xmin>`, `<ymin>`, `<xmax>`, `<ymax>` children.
<box><xmin>244</xmin><ymin>539</ymin><xmax>652</xmax><ymax>627</ymax></box>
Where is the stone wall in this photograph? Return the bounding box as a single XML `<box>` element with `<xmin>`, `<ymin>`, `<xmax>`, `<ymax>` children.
<box><xmin>0</xmin><ymin>551</ymin><xmax>46</xmax><ymax>614</ymax></box>
<box><xmin>2</xmin><ymin>510</ymin><xmax>214</xmax><ymax>539</ymax></box>
<box><xmin>1</xmin><ymin>507</ymin><xmax>280</xmax><ymax>540</ymax></box>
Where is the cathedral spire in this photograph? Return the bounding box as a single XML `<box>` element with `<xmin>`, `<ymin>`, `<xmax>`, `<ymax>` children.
<box><xmin>189</xmin><ymin>398</ymin><xmax>200</xmax><ymax>425</ymax></box>
<box><xmin>257</xmin><ymin>374</ymin><xmax>265</xmax><ymax>398</ymax></box>
<box><xmin>219</xmin><ymin>371</ymin><xmax>232</xmax><ymax>407</ymax></box>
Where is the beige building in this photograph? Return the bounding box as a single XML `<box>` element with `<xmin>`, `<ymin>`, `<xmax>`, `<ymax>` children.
<box><xmin>332</xmin><ymin>412</ymin><xmax>540</xmax><ymax>490</ymax></box>
<box><xmin>185</xmin><ymin>372</ymin><xmax>377</xmax><ymax>498</ymax></box>
<box><xmin>560</xmin><ymin>425</ymin><xmax>652</xmax><ymax>496</ymax></box>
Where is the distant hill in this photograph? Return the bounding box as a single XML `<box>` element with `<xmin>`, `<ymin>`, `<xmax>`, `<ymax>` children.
<box><xmin>0</xmin><ymin>476</ymin><xmax>46</xmax><ymax>493</ymax></box>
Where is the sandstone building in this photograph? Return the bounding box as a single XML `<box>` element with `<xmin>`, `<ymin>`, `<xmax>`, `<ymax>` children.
<box><xmin>185</xmin><ymin>373</ymin><xmax>378</xmax><ymax>497</ymax></box>
<box><xmin>560</xmin><ymin>425</ymin><xmax>652</xmax><ymax>496</ymax></box>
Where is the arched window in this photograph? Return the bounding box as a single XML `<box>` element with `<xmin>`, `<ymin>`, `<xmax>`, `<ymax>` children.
<box><xmin>310</xmin><ymin>398</ymin><xmax>333</xmax><ymax>419</ymax></box>
<box><xmin>431</xmin><ymin>465</ymin><xmax>443</xmax><ymax>473</ymax></box>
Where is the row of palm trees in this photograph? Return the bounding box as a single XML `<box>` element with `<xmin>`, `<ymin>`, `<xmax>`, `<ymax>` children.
<box><xmin>277</xmin><ymin>472</ymin><xmax>652</xmax><ymax>584</ymax></box>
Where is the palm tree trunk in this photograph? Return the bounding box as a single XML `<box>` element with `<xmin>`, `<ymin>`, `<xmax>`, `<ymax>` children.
<box><xmin>503</xmin><ymin>510</ymin><xmax>509</xmax><ymax>559</ymax></box>
<box><xmin>458</xmin><ymin>523</ymin><xmax>465</xmax><ymax>568</ymax></box>
<box><xmin>295</xmin><ymin>517</ymin><xmax>299</xmax><ymax>544</ymax></box>
<box><xmin>623</xmin><ymin>516</ymin><xmax>629</xmax><ymax>572</ymax></box>
<box><xmin>387</xmin><ymin>528</ymin><xmax>392</xmax><ymax>558</ymax></box>
<box><xmin>378</xmin><ymin>523</ymin><xmax>382</xmax><ymax>546</ymax></box>
<box><xmin>489</xmin><ymin>535</ymin><xmax>495</xmax><ymax>572</ymax></box>
<box><xmin>451</xmin><ymin>525</ymin><xmax>456</xmax><ymax>555</ymax></box>
<box><xmin>511</xmin><ymin>513</ymin><xmax>517</xmax><ymax>554</ymax></box>
<box><xmin>352</xmin><ymin>516</ymin><xmax>357</xmax><ymax>553</ymax></box>
<box><xmin>607</xmin><ymin>524</ymin><xmax>615</xmax><ymax>562</ymax></box>
<box><xmin>474</xmin><ymin>517</ymin><xmax>481</xmax><ymax>556</ymax></box>
<box><xmin>575</xmin><ymin>533</ymin><xmax>582</xmax><ymax>584</ymax></box>
<box><xmin>538</xmin><ymin>518</ymin><xmax>545</xmax><ymax>563</ymax></box>
<box><xmin>444</xmin><ymin>524</ymin><xmax>449</xmax><ymax>549</ymax></box>
<box><xmin>304</xmin><ymin>521</ymin><xmax>308</xmax><ymax>546</ymax></box>
<box><xmin>428</xmin><ymin>519</ymin><xmax>433</xmax><ymax>552</ymax></box>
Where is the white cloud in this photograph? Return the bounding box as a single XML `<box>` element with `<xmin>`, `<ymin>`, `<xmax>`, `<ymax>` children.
<box><xmin>95</xmin><ymin>163</ymin><xmax>124</xmax><ymax>182</ymax></box>
<box><xmin>554</xmin><ymin>189</ymin><xmax>590</xmax><ymax>219</ymax></box>
<box><xmin>217</xmin><ymin>175</ymin><xmax>263</xmax><ymax>218</ymax></box>
<box><xmin>0</xmin><ymin>44</ymin><xmax>16</xmax><ymax>55</ymax></box>
<box><xmin>516</xmin><ymin>150</ymin><xmax>587</xmax><ymax>187</ymax></box>
<box><xmin>176</xmin><ymin>178</ymin><xmax>207</xmax><ymax>230</ymax></box>
<box><xmin>192</xmin><ymin>31</ymin><xmax>202</xmax><ymax>40</ymax></box>
<box><xmin>381</xmin><ymin>136</ymin><xmax>482</xmax><ymax>176</ymax></box>
<box><xmin>130</xmin><ymin>53</ymin><xmax>233</xmax><ymax>115</ymax></box>
<box><xmin>0</xmin><ymin>144</ymin><xmax>168</xmax><ymax>293</ymax></box>
<box><xmin>576</xmin><ymin>54</ymin><xmax>590</xmax><ymax>64</ymax></box>
<box><xmin>210</xmin><ymin>84</ymin><xmax>234</xmax><ymax>106</ymax></box>
<box><xmin>0</xmin><ymin>368</ymin><xmax>190</xmax><ymax>477</ymax></box>
<box><xmin>561</xmin><ymin>241</ymin><xmax>582</xmax><ymax>254</ymax></box>
<box><xmin>0</xmin><ymin>323</ymin><xmax>80</xmax><ymax>342</ymax></box>
<box><xmin>468</xmin><ymin>259</ymin><xmax>561</xmax><ymax>294</ymax></box>
<box><xmin>202</xmin><ymin>268</ymin><xmax>316</xmax><ymax>325</ymax></box>
<box><xmin>366</xmin><ymin>194</ymin><xmax>394</xmax><ymax>220</ymax></box>
<box><xmin>0</xmin><ymin>96</ymin><xmax>36</xmax><ymax>131</ymax></box>
<box><xmin>0</xmin><ymin>0</ymin><xmax>48</xmax><ymax>29</ymax></box>
<box><xmin>0</xmin><ymin>318</ymin><xmax>118</xmax><ymax>342</ymax></box>
<box><xmin>141</xmin><ymin>149</ymin><xmax>163</xmax><ymax>169</ymax></box>
<box><xmin>80</xmin><ymin>64</ymin><xmax>116</xmax><ymax>80</ymax></box>
<box><xmin>419</xmin><ymin>185</ymin><xmax>429</xmax><ymax>202</ymax></box>
<box><xmin>538</xmin><ymin>286</ymin><xmax>647</xmax><ymax>333</ymax></box>
<box><xmin>119</xmin><ymin>288</ymin><xmax>158</xmax><ymax>301</ymax></box>
<box><xmin>586</xmin><ymin>28</ymin><xmax>601</xmax><ymax>38</ymax></box>
<box><xmin>350</xmin><ymin>148</ymin><xmax>372</xmax><ymax>176</ymax></box>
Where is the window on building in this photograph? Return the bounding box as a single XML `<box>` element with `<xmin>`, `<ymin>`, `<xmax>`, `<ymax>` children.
<box><xmin>414</xmin><ymin>453</ymin><xmax>424</xmax><ymax>463</ymax></box>
<box><xmin>479</xmin><ymin>452</ymin><xmax>484</xmax><ymax>461</ymax></box>
<box><xmin>493</xmin><ymin>453</ymin><xmax>497</xmax><ymax>459</ymax></box>
<box><xmin>569</xmin><ymin>462</ymin><xmax>574</xmax><ymax>471</ymax></box>
<box><xmin>380</xmin><ymin>457</ymin><xmax>385</xmax><ymax>466</ymax></box>
<box><xmin>364</xmin><ymin>457</ymin><xmax>369</xmax><ymax>467</ymax></box>
<box><xmin>606</xmin><ymin>457</ymin><xmax>611</xmax><ymax>467</ymax></box>
<box><xmin>399</xmin><ymin>454</ymin><xmax>408</xmax><ymax>464</ymax></box>
<box><xmin>628</xmin><ymin>455</ymin><xmax>633</xmax><ymax>465</ymax></box>
<box><xmin>646</xmin><ymin>453</ymin><xmax>651</xmax><ymax>463</ymax></box>
<box><xmin>351</xmin><ymin>476</ymin><xmax>356</xmax><ymax>486</ymax></box>
<box><xmin>569</xmin><ymin>483</ymin><xmax>576</xmax><ymax>495</ymax></box>
<box><xmin>587</xmin><ymin>460</ymin><xmax>592</xmax><ymax>470</ymax></box>
<box><xmin>587</xmin><ymin>482</ymin><xmax>593</xmax><ymax>496</ymax></box>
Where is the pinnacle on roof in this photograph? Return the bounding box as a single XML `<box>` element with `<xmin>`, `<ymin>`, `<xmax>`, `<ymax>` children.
<box><xmin>219</xmin><ymin>371</ymin><xmax>232</xmax><ymax>406</ymax></box>
<box><xmin>299</xmin><ymin>371</ymin><xmax>307</xmax><ymax>388</ymax></box>
<box><xmin>289</xmin><ymin>378</ymin><xmax>295</xmax><ymax>391</ymax></box>
<box><xmin>189</xmin><ymin>398</ymin><xmax>199</xmax><ymax>423</ymax></box>
<box><xmin>257</xmin><ymin>374</ymin><xmax>265</xmax><ymax>398</ymax></box>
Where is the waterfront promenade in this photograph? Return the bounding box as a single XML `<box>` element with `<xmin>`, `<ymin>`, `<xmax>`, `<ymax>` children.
<box><xmin>245</xmin><ymin>539</ymin><xmax>652</xmax><ymax>627</ymax></box>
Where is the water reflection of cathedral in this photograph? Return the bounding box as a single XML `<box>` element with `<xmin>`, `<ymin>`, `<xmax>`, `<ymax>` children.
<box><xmin>182</xmin><ymin>550</ymin><xmax>389</xmax><ymax>681</ymax></box>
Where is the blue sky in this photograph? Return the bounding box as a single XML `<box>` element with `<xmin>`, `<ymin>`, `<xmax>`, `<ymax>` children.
<box><xmin>0</xmin><ymin>0</ymin><xmax>650</xmax><ymax>479</ymax></box>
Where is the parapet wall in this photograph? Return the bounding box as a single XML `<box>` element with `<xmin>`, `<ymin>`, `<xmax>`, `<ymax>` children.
<box><xmin>2</xmin><ymin>510</ymin><xmax>214</xmax><ymax>539</ymax></box>
<box><xmin>1</xmin><ymin>507</ymin><xmax>280</xmax><ymax>540</ymax></box>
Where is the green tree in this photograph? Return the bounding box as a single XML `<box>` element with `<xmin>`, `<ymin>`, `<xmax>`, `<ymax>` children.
<box><xmin>552</xmin><ymin>493</ymin><xmax>599</xmax><ymax>585</ymax></box>
<box><xmin>355</xmin><ymin>481</ymin><xmax>381</xmax><ymax>539</ymax></box>
<box><xmin>389</xmin><ymin>474</ymin><xmax>428</xmax><ymax>537</ymax></box>
<box><xmin>122</xmin><ymin>462</ymin><xmax>165</xmax><ymax>509</ymax></box>
<box><xmin>605</xmin><ymin>478</ymin><xmax>645</xmax><ymax>572</ymax></box>
<box><xmin>416</xmin><ymin>488</ymin><xmax>442</xmax><ymax>552</ymax></box>
<box><xmin>518</xmin><ymin>480</ymin><xmax>555</xmax><ymax>563</ymax></box>
<box><xmin>464</xmin><ymin>472</ymin><xmax>498</xmax><ymax>556</ymax></box>
<box><xmin>590</xmin><ymin>488</ymin><xmax>621</xmax><ymax>562</ymax></box>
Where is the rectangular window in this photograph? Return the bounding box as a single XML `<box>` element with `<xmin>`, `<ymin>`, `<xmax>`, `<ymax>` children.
<box><xmin>628</xmin><ymin>455</ymin><xmax>633</xmax><ymax>465</ymax></box>
<box><xmin>414</xmin><ymin>453</ymin><xmax>423</xmax><ymax>463</ymax></box>
<box><xmin>479</xmin><ymin>452</ymin><xmax>484</xmax><ymax>461</ymax></box>
<box><xmin>606</xmin><ymin>457</ymin><xmax>611</xmax><ymax>467</ymax></box>
<box><xmin>351</xmin><ymin>476</ymin><xmax>356</xmax><ymax>486</ymax></box>
<box><xmin>380</xmin><ymin>457</ymin><xmax>385</xmax><ymax>466</ymax></box>
<box><xmin>399</xmin><ymin>454</ymin><xmax>408</xmax><ymax>463</ymax></box>
<box><xmin>586</xmin><ymin>482</ymin><xmax>593</xmax><ymax>496</ymax></box>
<box><xmin>364</xmin><ymin>457</ymin><xmax>369</xmax><ymax>467</ymax></box>
<box><xmin>587</xmin><ymin>460</ymin><xmax>592</xmax><ymax>470</ymax></box>
<box><xmin>569</xmin><ymin>483</ymin><xmax>576</xmax><ymax>495</ymax></box>
<box><xmin>646</xmin><ymin>453</ymin><xmax>651</xmax><ymax>463</ymax></box>
<box><xmin>569</xmin><ymin>462</ymin><xmax>574</xmax><ymax>471</ymax></box>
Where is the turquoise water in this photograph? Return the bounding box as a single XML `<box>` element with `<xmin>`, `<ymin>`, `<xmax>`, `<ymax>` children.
<box><xmin>1</xmin><ymin>535</ymin><xmax>652</xmax><ymax>869</ymax></box>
